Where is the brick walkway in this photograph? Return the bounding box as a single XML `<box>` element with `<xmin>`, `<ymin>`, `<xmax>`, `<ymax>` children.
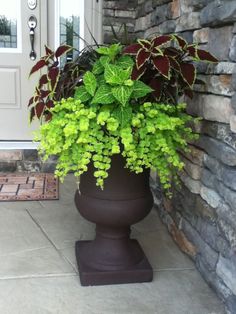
<box><xmin>0</xmin><ymin>173</ymin><xmax>58</xmax><ymax>201</ymax></box>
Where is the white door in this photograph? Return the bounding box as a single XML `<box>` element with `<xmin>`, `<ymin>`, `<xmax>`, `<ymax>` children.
<box><xmin>0</xmin><ymin>0</ymin><xmax>103</xmax><ymax>141</ymax></box>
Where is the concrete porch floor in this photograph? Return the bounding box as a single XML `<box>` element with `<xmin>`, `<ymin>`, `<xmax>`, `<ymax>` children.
<box><xmin>0</xmin><ymin>174</ymin><xmax>225</xmax><ymax>314</ymax></box>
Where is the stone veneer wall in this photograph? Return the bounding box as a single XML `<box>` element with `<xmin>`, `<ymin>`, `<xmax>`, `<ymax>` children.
<box><xmin>0</xmin><ymin>150</ymin><xmax>56</xmax><ymax>173</ymax></box>
<box><xmin>104</xmin><ymin>1</ymin><xmax>236</xmax><ymax>313</ymax></box>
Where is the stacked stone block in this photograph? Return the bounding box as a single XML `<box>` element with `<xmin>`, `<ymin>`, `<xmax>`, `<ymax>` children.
<box><xmin>104</xmin><ymin>1</ymin><xmax>236</xmax><ymax>313</ymax></box>
<box><xmin>0</xmin><ymin>150</ymin><xmax>57</xmax><ymax>173</ymax></box>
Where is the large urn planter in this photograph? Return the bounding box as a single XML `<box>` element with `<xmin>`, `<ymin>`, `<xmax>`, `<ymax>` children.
<box><xmin>74</xmin><ymin>154</ymin><xmax>154</xmax><ymax>286</ymax></box>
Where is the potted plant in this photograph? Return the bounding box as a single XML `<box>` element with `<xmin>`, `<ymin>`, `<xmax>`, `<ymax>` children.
<box><xmin>29</xmin><ymin>35</ymin><xmax>217</xmax><ymax>286</ymax></box>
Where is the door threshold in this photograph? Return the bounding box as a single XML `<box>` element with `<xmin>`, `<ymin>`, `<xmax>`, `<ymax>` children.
<box><xmin>0</xmin><ymin>142</ymin><xmax>39</xmax><ymax>150</ymax></box>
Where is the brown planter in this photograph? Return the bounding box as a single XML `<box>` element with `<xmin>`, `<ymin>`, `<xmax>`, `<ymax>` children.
<box><xmin>74</xmin><ymin>154</ymin><xmax>153</xmax><ymax>286</ymax></box>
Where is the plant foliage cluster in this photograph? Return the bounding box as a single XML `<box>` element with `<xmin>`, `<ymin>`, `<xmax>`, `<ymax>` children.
<box><xmin>30</xmin><ymin>34</ymin><xmax>217</xmax><ymax>193</ymax></box>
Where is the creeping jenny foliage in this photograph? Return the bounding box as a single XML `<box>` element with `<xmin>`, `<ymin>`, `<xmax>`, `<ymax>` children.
<box><xmin>36</xmin><ymin>44</ymin><xmax>197</xmax><ymax>194</ymax></box>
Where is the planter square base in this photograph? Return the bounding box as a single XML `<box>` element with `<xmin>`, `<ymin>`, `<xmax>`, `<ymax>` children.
<box><xmin>75</xmin><ymin>240</ymin><xmax>153</xmax><ymax>286</ymax></box>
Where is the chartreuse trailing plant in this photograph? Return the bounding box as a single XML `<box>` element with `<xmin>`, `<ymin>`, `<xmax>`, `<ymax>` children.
<box><xmin>35</xmin><ymin>43</ymin><xmax>198</xmax><ymax>194</ymax></box>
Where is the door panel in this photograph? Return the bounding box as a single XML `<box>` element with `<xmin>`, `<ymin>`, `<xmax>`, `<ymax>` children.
<box><xmin>0</xmin><ymin>0</ymin><xmax>44</xmax><ymax>140</ymax></box>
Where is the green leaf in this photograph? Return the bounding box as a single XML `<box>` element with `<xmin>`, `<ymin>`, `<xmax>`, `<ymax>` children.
<box><xmin>112</xmin><ymin>85</ymin><xmax>133</xmax><ymax>106</ymax></box>
<box><xmin>104</xmin><ymin>64</ymin><xmax>131</xmax><ymax>85</ymax></box>
<box><xmin>132</xmin><ymin>81</ymin><xmax>153</xmax><ymax>99</ymax></box>
<box><xmin>91</xmin><ymin>84</ymin><xmax>115</xmax><ymax>105</ymax></box>
<box><xmin>112</xmin><ymin>106</ymin><xmax>132</xmax><ymax>128</ymax></box>
<box><xmin>96</xmin><ymin>46</ymin><xmax>110</xmax><ymax>55</ymax></box>
<box><xmin>74</xmin><ymin>86</ymin><xmax>91</xmax><ymax>102</ymax></box>
<box><xmin>100</xmin><ymin>56</ymin><xmax>110</xmax><ymax>67</ymax></box>
<box><xmin>92</xmin><ymin>60</ymin><xmax>104</xmax><ymax>75</ymax></box>
<box><xmin>83</xmin><ymin>71</ymin><xmax>97</xmax><ymax>96</ymax></box>
<box><xmin>116</xmin><ymin>55</ymin><xmax>134</xmax><ymax>69</ymax></box>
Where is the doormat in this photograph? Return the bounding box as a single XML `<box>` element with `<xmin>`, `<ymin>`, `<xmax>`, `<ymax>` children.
<box><xmin>0</xmin><ymin>173</ymin><xmax>59</xmax><ymax>201</ymax></box>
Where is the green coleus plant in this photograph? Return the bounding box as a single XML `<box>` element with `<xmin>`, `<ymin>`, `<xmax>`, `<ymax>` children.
<box><xmin>34</xmin><ymin>43</ymin><xmax>198</xmax><ymax>193</ymax></box>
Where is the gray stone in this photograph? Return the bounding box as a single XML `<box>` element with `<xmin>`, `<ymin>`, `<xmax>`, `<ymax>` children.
<box><xmin>0</xmin><ymin>150</ymin><xmax>22</xmax><ymax>161</ymax></box>
<box><xmin>196</xmin><ymin>256</ymin><xmax>232</xmax><ymax>300</ymax></box>
<box><xmin>152</xmin><ymin>0</ymin><xmax>171</xmax><ymax>7</ymax></box>
<box><xmin>23</xmin><ymin>149</ymin><xmax>39</xmax><ymax>161</ymax></box>
<box><xmin>200</xmin><ymin>185</ymin><xmax>221</xmax><ymax>209</ymax></box>
<box><xmin>217</xmin><ymin>215</ymin><xmax>236</xmax><ymax>248</ymax></box>
<box><xmin>104</xmin><ymin>0</ymin><xmax>138</xmax><ymax>10</ymax></box>
<box><xmin>229</xmin><ymin>35</ymin><xmax>236</xmax><ymax>61</ymax></box>
<box><xmin>144</xmin><ymin>0</ymin><xmax>153</xmax><ymax>13</ymax></box>
<box><xmin>200</xmin><ymin>0</ymin><xmax>236</xmax><ymax>27</ymax></box>
<box><xmin>143</xmin><ymin>20</ymin><xmax>176</xmax><ymax>37</ymax></box>
<box><xmin>208</xmin><ymin>26</ymin><xmax>233</xmax><ymax>61</ymax></box>
<box><xmin>178</xmin><ymin>31</ymin><xmax>193</xmax><ymax>43</ymax></box>
<box><xmin>207</xmin><ymin>62</ymin><xmax>236</xmax><ymax>75</ymax></box>
<box><xmin>176</xmin><ymin>12</ymin><xmax>201</xmax><ymax>32</ymax></box>
<box><xmin>182</xmin><ymin>218</ymin><xmax>219</xmax><ymax>270</ymax></box>
<box><xmin>201</xmin><ymin>121</ymin><xmax>236</xmax><ymax>150</ymax></box>
<box><xmin>103</xmin><ymin>8</ymin><xmax>114</xmax><ymax>16</ymax></box>
<box><xmin>182</xmin><ymin>156</ymin><xmax>203</xmax><ymax>180</ymax></box>
<box><xmin>231</xmin><ymin>75</ymin><xmax>236</xmax><ymax>91</ymax></box>
<box><xmin>41</xmin><ymin>162</ymin><xmax>57</xmax><ymax>173</ymax></box>
<box><xmin>180</xmin><ymin>171</ymin><xmax>201</xmax><ymax>194</ymax></box>
<box><xmin>226</xmin><ymin>295</ymin><xmax>236</xmax><ymax>314</ymax></box>
<box><xmin>16</xmin><ymin>161</ymin><xmax>41</xmax><ymax>172</ymax></box>
<box><xmin>217</xmin><ymin>201</ymin><xmax>236</xmax><ymax>231</ymax></box>
<box><xmin>114</xmin><ymin>10</ymin><xmax>136</xmax><ymax>18</ymax></box>
<box><xmin>151</xmin><ymin>4</ymin><xmax>169</xmax><ymax>26</ymax></box>
<box><xmin>195</xmin><ymin>218</ymin><xmax>219</xmax><ymax>249</ymax></box>
<box><xmin>231</xmin><ymin>92</ymin><xmax>236</xmax><ymax>111</ymax></box>
<box><xmin>189</xmin><ymin>0</ymin><xmax>209</xmax><ymax>10</ymax></box>
<box><xmin>195</xmin><ymin>194</ymin><xmax>217</xmax><ymax>221</ymax></box>
<box><xmin>135</xmin><ymin>13</ymin><xmax>152</xmax><ymax>31</ymax></box>
<box><xmin>0</xmin><ymin>161</ymin><xmax>17</xmax><ymax>172</ymax></box>
<box><xmin>197</xmin><ymin>135</ymin><xmax>236</xmax><ymax>166</ymax></box>
<box><xmin>187</xmin><ymin>94</ymin><xmax>233</xmax><ymax>123</ymax></box>
<box><xmin>201</xmin><ymin>168</ymin><xmax>217</xmax><ymax>189</ymax></box>
<box><xmin>193</xmin><ymin>28</ymin><xmax>209</xmax><ymax>43</ymax></box>
<box><xmin>195</xmin><ymin>74</ymin><xmax>233</xmax><ymax>97</ymax></box>
<box><xmin>216</xmin><ymin>181</ymin><xmax>236</xmax><ymax>212</ymax></box>
<box><xmin>216</xmin><ymin>253</ymin><xmax>236</xmax><ymax>295</ymax></box>
<box><xmin>230</xmin><ymin>115</ymin><xmax>236</xmax><ymax>133</ymax></box>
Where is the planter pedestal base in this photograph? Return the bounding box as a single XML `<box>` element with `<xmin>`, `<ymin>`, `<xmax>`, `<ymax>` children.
<box><xmin>76</xmin><ymin>240</ymin><xmax>153</xmax><ymax>286</ymax></box>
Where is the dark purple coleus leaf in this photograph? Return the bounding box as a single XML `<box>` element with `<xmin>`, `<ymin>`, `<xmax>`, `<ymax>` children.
<box><xmin>187</xmin><ymin>46</ymin><xmax>197</xmax><ymax>58</ymax></box>
<box><xmin>30</xmin><ymin>107</ymin><xmax>35</xmax><ymax>122</ymax></box>
<box><xmin>180</xmin><ymin>63</ymin><xmax>196</xmax><ymax>86</ymax></box>
<box><xmin>173</xmin><ymin>35</ymin><xmax>187</xmax><ymax>49</ymax></box>
<box><xmin>169</xmin><ymin>57</ymin><xmax>180</xmax><ymax>72</ymax></box>
<box><xmin>196</xmin><ymin>49</ymin><xmax>218</xmax><ymax>63</ymax></box>
<box><xmin>29</xmin><ymin>59</ymin><xmax>47</xmax><ymax>76</ymax></box>
<box><xmin>40</xmin><ymin>90</ymin><xmax>50</xmax><ymax>98</ymax></box>
<box><xmin>35</xmin><ymin>102</ymin><xmax>45</xmax><ymax>119</ymax></box>
<box><xmin>152</xmin><ymin>56</ymin><xmax>170</xmax><ymax>78</ymax></box>
<box><xmin>131</xmin><ymin>64</ymin><xmax>146</xmax><ymax>80</ymax></box>
<box><xmin>45</xmin><ymin>45</ymin><xmax>53</xmax><ymax>56</ymax></box>
<box><xmin>152</xmin><ymin>35</ymin><xmax>172</xmax><ymax>47</ymax></box>
<box><xmin>123</xmin><ymin>43</ymin><xmax>141</xmax><ymax>55</ymax></box>
<box><xmin>46</xmin><ymin>100</ymin><xmax>54</xmax><ymax>109</ymax></box>
<box><xmin>39</xmin><ymin>74</ymin><xmax>48</xmax><ymax>87</ymax></box>
<box><xmin>48</xmin><ymin>67</ymin><xmax>59</xmax><ymax>81</ymax></box>
<box><xmin>136</xmin><ymin>49</ymin><xmax>151</xmax><ymax>69</ymax></box>
<box><xmin>164</xmin><ymin>47</ymin><xmax>180</xmax><ymax>58</ymax></box>
<box><xmin>138</xmin><ymin>39</ymin><xmax>152</xmax><ymax>50</ymax></box>
<box><xmin>45</xmin><ymin>112</ymin><xmax>52</xmax><ymax>122</ymax></box>
<box><xmin>28</xmin><ymin>96</ymin><xmax>34</xmax><ymax>107</ymax></box>
<box><xmin>184</xmin><ymin>89</ymin><xmax>194</xmax><ymax>98</ymax></box>
<box><xmin>55</xmin><ymin>45</ymin><xmax>72</xmax><ymax>58</ymax></box>
<box><xmin>149</xmin><ymin>78</ymin><xmax>162</xmax><ymax>99</ymax></box>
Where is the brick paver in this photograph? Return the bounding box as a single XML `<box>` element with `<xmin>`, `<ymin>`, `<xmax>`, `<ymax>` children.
<box><xmin>0</xmin><ymin>173</ymin><xmax>58</xmax><ymax>201</ymax></box>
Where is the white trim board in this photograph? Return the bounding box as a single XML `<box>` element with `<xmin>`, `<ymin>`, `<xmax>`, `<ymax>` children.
<box><xmin>0</xmin><ymin>142</ymin><xmax>39</xmax><ymax>150</ymax></box>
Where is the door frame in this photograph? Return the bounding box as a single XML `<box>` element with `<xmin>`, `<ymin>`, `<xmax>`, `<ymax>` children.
<box><xmin>0</xmin><ymin>0</ymin><xmax>103</xmax><ymax>148</ymax></box>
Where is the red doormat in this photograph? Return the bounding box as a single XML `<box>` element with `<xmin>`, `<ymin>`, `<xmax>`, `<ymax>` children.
<box><xmin>0</xmin><ymin>173</ymin><xmax>59</xmax><ymax>201</ymax></box>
